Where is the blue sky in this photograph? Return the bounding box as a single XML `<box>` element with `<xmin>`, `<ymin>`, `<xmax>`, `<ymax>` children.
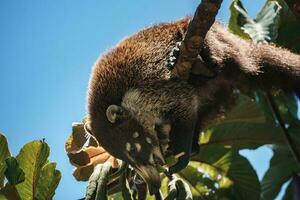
<box><xmin>0</xmin><ymin>0</ymin><xmax>290</xmax><ymax>199</ymax></box>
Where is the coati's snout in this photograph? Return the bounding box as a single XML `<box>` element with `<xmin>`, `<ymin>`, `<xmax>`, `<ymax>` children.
<box><xmin>91</xmin><ymin>104</ymin><xmax>166</xmax><ymax>194</ymax></box>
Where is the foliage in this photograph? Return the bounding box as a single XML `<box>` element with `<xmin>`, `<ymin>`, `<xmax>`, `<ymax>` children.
<box><xmin>67</xmin><ymin>0</ymin><xmax>300</xmax><ymax>199</ymax></box>
<box><xmin>0</xmin><ymin>133</ymin><xmax>61</xmax><ymax>200</ymax></box>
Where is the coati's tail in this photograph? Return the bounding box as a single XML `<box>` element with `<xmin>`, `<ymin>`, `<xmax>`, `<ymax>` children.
<box><xmin>203</xmin><ymin>23</ymin><xmax>300</xmax><ymax>93</ymax></box>
<box><xmin>246</xmin><ymin>43</ymin><xmax>300</xmax><ymax>93</ymax></box>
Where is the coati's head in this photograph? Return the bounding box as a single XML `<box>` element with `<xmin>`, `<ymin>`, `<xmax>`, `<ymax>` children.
<box><xmin>88</xmin><ymin>94</ymin><xmax>172</xmax><ymax>194</ymax></box>
<box><xmin>87</xmin><ymin>19</ymin><xmax>195</xmax><ymax>194</ymax></box>
<box><xmin>88</xmin><ymin>84</ymin><xmax>197</xmax><ymax>194</ymax></box>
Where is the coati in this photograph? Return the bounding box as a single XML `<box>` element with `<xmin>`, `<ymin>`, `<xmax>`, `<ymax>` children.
<box><xmin>87</xmin><ymin>18</ymin><xmax>300</xmax><ymax>194</ymax></box>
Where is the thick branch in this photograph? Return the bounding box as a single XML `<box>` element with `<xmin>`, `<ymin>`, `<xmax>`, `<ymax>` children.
<box><xmin>171</xmin><ymin>0</ymin><xmax>223</xmax><ymax>80</ymax></box>
<box><xmin>284</xmin><ymin>0</ymin><xmax>300</xmax><ymax>21</ymax></box>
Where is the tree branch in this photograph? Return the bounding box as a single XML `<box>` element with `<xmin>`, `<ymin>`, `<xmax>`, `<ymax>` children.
<box><xmin>171</xmin><ymin>0</ymin><xmax>223</xmax><ymax>80</ymax></box>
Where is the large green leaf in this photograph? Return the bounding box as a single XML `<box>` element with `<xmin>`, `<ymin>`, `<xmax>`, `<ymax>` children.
<box><xmin>272</xmin><ymin>93</ymin><xmax>299</xmax><ymax>123</ymax></box>
<box><xmin>191</xmin><ymin>146</ymin><xmax>261</xmax><ymax>200</ymax></box>
<box><xmin>143</xmin><ymin>146</ymin><xmax>260</xmax><ymax>200</ymax></box>
<box><xmin>200</xmin><ymin>95</ymin><xmax>284</xmax><ymax>149</ymax></box>
<box><xmin>0</xmin><ymin>133</ymin><xmax>10</xmax><ymax>188</ymax></box>
<box><xmin>15</xmin><ymin>140</ymin><xmax>50</xmax><ymax>200</ymax></box>
<box><xmin>261</xmin><ymin>147</ymin><xmax>300</xmax><ymax>200</ymax></box>
<box><xmin>35</xmin><ymin>162</ymin><xmax>61</xmax><ymax>200</ymax></box>
<box><xmin>4</xmin><ymin>157</ymin><xmax>25</xmax><ymax>185</ymax></box>
<box><xmin>229</xmin><ymin>0</ymin><xmax>281</xmax><ymax>43</ymax></box>
<box><xmin>275</xmin><ymin>0</ymin><xmax>300</xmax><ymax>53</ymax></box>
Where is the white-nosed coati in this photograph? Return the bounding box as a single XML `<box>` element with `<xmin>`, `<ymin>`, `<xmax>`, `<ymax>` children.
<box><xmin>87</xmin><ymin>18</ymin><xmax>300</xmax><ymax>194</ymax></box>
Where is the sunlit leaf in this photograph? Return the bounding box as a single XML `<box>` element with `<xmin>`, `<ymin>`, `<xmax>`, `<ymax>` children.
<box><xmin>15</xmin><ymin>141</ymin><xmax>50</xmax><ymax>199</ymax></box>
<box><xmin>191</xmin><ymin>146</ymin><xmax>261</xmax><ymax>200</ymax></box>
<box><xmin>0</xmin><ymin>133</ymin><xmax>10</xmax><ymax>188</ymax></box>
<box><xmin>35</xmin><ymin>162</ymin><xmax>61</xmax><ymax>200</ymax></box>
<box><xmin>229</xmin><ymin>0</ymin><xmax>281</xmax><ymax>43</ymax></box>
<box><xmin>229</xmin><ymin>0</ymin><xmax>251</xmax><ymax>39</ymax></box>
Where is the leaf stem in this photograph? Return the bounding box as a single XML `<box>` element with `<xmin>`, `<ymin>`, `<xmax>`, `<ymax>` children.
<box><xmin>266</xmin><ymin>92</ymin><xmax>300</xmax><ymax>166</ymax></box>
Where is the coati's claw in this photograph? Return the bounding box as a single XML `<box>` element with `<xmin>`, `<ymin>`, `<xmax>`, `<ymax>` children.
<box><xmin>167</xmin><ymin>41</ymin><xmax>182</xmax><ymax>70</ymax></box>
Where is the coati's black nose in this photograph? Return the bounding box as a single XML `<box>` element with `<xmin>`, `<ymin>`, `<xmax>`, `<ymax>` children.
<box><xmin>135</xmin><ymin>164</ymin><xmax>161</xmax><ymax>195</ymax></box>
<box><xmin>148</xmin><ymin>181</ymin><xmax>161</xmax><ymax>195</ymax></box>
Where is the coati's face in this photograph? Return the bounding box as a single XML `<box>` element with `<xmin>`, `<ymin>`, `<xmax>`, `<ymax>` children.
<box><xmin>90</xmin><ymin>104</ymin><xmax>169</xmax><ymax>194</ymax></box>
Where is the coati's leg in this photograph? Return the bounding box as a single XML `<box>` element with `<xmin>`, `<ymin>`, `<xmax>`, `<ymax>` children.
<box><xmin>168</xmin><ymin>115</ymin><xmax>197</xmax><ymax>174</ymax></box>
<box><xmin>191</xmin><ymin>119</ymin><xmax>202</xmax><ymax>156</ymax></box>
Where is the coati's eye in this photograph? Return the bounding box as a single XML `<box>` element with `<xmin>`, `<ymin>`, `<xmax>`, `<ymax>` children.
<box><xmin>154</xmin><ymin>120</ymin><xmax>171</xmax><ymax>140</ymax></box>
<box><xmin>125</xmin><ymin>142</ymin><xmax>141</xmax><ymax>153</ymax></box>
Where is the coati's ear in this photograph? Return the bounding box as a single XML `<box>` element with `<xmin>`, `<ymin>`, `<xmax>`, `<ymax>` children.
<box><xmin>106</xmin><ymin>105</ymin><xmax>125</xmax><ymax>123</ymax></box>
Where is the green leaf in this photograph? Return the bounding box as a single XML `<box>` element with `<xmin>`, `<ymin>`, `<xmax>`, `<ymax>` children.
<box><xmin>165</xmin><ymin>176</ymin><xmax>193</xmax><ymax>200</ymax></box>
<box><xmin>177</xmin><ymin>164</ymin><xmax>218</xmax><ymax>199</ymax></box>
<box><xmin>4</xmin><ymin>157</ymin><xmax>25</xmax><ymax>185</ymax></box>
<box><xmin>85</xmin><ymin>163</ymin><xmax>112</xmax><ymax>200</ymax></box>
<box><xmin>261</xmin><ymin>147</ymin><xmax>300</xmax><ymax>200</ymax></box>
<box><xmin>120</xmin><ymin>169</ymin><xmax>133</xmax><ymax>200</ymax></box>
<box><xmin>0</xmin><ymin>133</ymin><xmax>10</xmax><ymax>188</ymax></box>
<box><xmin>200</xmin><ymin>95</ymin><xmax>284</xmax><ymax>149</ymax></box>
<box><xmin>275</xmin><ymin>0</ymin><xmax>300</xmax><ymax>53</ymax></box>
<box><xmin>15</xmin><ymin>140</ymin><xmax>50</xmax><ymax>199</ymax></box>
<box><xmin>188</xmin><ymin>146</ymin><xmax>261</xmax><ymax>200</ymax></box>
<box><xmin>229</xmin><ymin>0</ymin><xmax>281</xmax><ymax>43</ymax></box>
<box><xmin>229</xmin><ymin>0</ymin><xmax>251</xmax><ymax>39</ymax></box>
<box><xmin>95</xmin><ymin>163</ymin><xmax>112</xmax><ymax>200</ymax></box>
<box><xmin>267</xmin><ymin>93</ymin><xmax>299</xmax><ymax>126</ymax></box>
<box><xmin>85</xmin><ymin>164</ymin><xmax>102</xmax><ymax>200</ymax></box>
<box><xmin>35</xmin><ymin>162</ymin><xmax>61</xmax><ymax>200</ymax></box>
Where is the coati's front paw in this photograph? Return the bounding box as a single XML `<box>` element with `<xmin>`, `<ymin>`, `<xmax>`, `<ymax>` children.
<box><xmin>167</xmin><ymin>41</ymin><xmax>217</xmax><ymax>78</ymax></box>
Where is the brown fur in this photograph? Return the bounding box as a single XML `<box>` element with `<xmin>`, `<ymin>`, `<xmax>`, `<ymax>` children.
<box><xmin>87</xmin><ymin>18</ymin><xmax>300</xmax><ymax>193</ymax></box>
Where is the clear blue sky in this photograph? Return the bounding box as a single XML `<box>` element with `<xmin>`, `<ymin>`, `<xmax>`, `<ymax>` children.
<box><xmin>0</xmin><ymin>0</ymin><xmax>291</xmax><ymax>199</ymax></box>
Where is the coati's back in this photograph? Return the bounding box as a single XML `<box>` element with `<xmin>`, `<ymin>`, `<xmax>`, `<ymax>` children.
<box><xmin>87</xmin><ymin>19</ymin><xmax>190</xmax><ymax>135</ymax></box>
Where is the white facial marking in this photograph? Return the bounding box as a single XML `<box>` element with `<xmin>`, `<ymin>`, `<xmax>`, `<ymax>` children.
<box><xmin>146</xmin><ymin>137</ymin><xmax>152</xmax><ymax>144</ymax></box>
<box><xmin>133</xmin><ymin>132</ymin><xmax>139</xmax><ymax>138</ymax></box>
<box><xmin>149</xmin><ymin>153</ymin><xmax>154</xmax><ymax>164</ymax></box>
<box><xmin>134</xmin><ymin>143</ymin><xmax>142</xmax><ymax>152</ymax></box>
<box><xmin>125</xmin><ymin>142</ymin><xmax>131</xmax><ymax>151</ymax></box>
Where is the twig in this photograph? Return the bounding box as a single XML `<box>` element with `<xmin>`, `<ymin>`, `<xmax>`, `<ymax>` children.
<box><xmin>171</xmin><ymin>0</ymin><xmax>223</xmax><ymax>80</ymax></box>
<box><xmin>283</xmin><ymin>0</ymin><xmax>300</xmax><ymax>21</ymax></box>
<box><xmin>266</xmin><ymin>92</ymin><xmax>300</xmax><ymax>166</ymax></box>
